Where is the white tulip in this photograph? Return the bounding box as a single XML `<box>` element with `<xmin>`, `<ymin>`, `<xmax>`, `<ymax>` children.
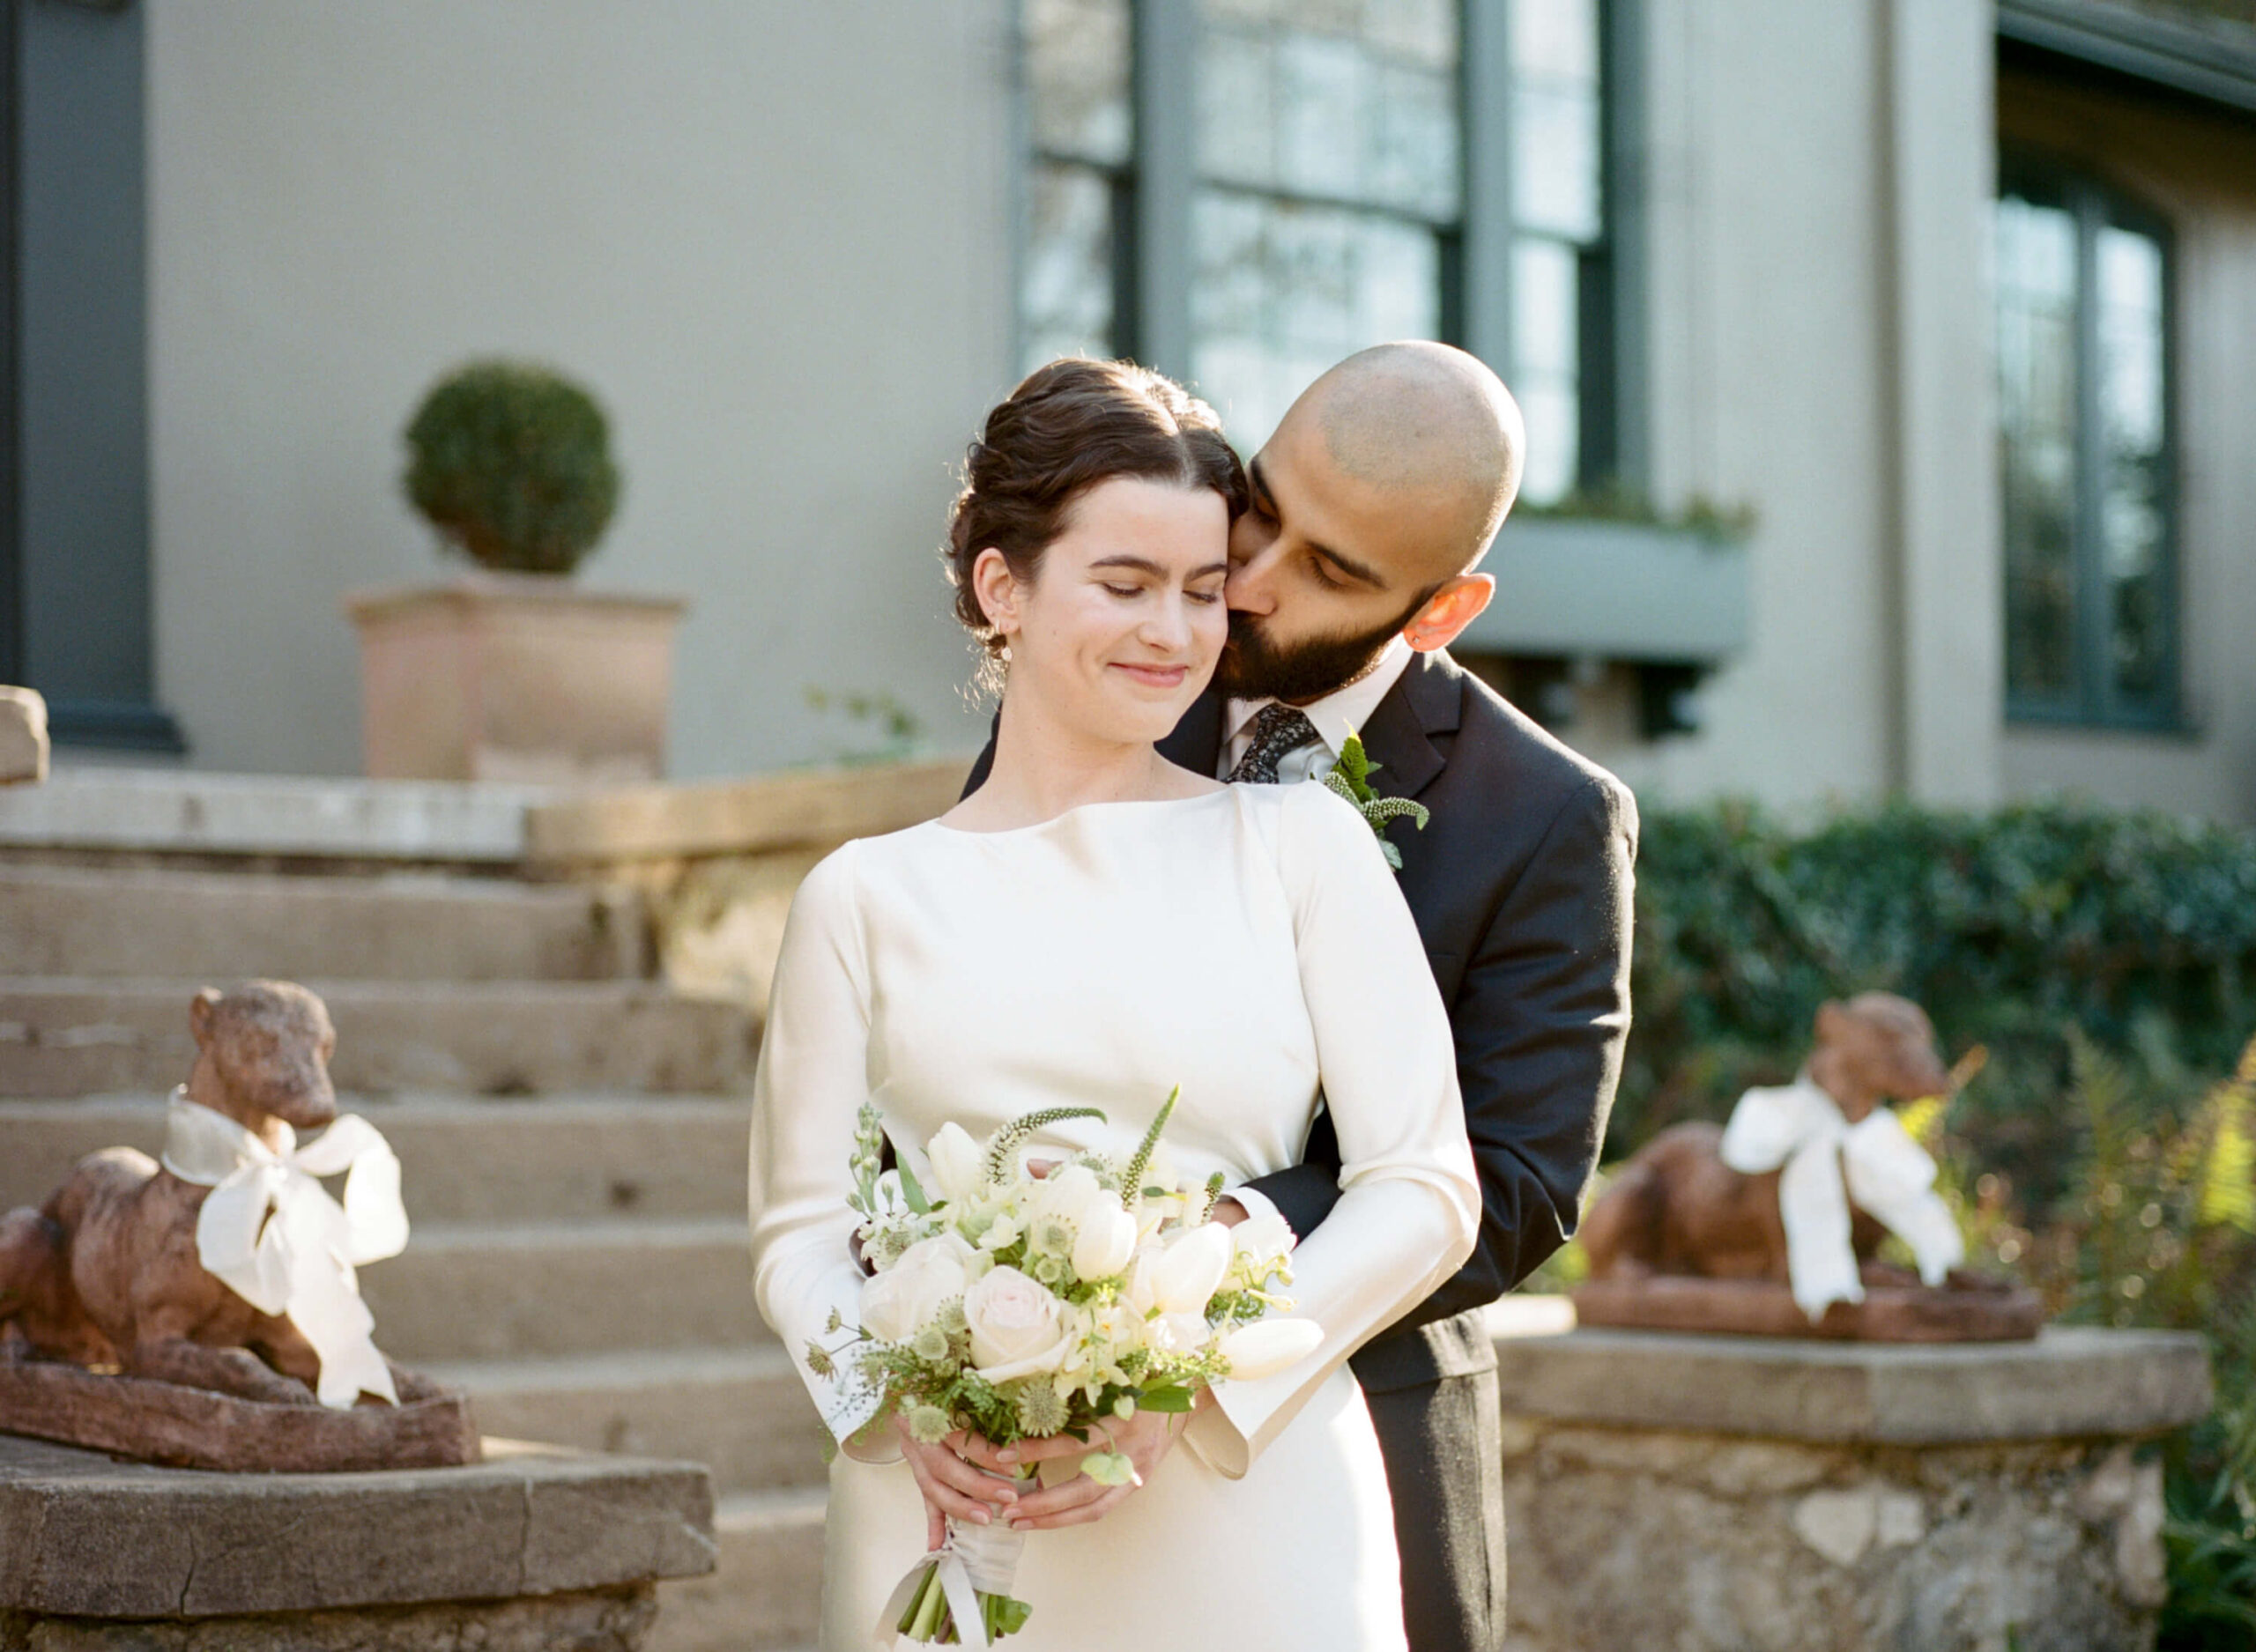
<box><xmin>924</xmin><ymin>1122</ymin><xmax>985</xmax><ymax>1204</ymax></box>
<box><xmin>1217</xmin><ymin>1318</ymin><xmax>1325</xmax><ymax>1381</ymax></box>
<box><xmin>1032</xmin><ymin>1163</ymin><xmax>1108</xmax><ymax>1226</ymax></box>
<box><xmin>1070</xmin><ymin>1200</ymin><xmax>1139</xmax><ymax>1281</ymax></box>
<box><xmin>964</xmin><ymin>1264</ymin><xmax>1073</xmax><ymax>1381</ymax></box>
<box><xmin>1230</xmin><ymin>1211</ymin><xmax>1295</xmax><ymax>1263</ymax></box>
<box><xmin>860</xmin><ymin>1233</ymin><xmax>974</xmax><ymax>1344</ymax></box>
<box><xmin>1148</xmin><ymin>1223</ymin><xmax>1232</xmax><ymax>1315</ymax></box>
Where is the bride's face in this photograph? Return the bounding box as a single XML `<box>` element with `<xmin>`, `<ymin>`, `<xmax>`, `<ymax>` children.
<box><xmin>977</xmin><ymin>476</ymin><xmax>1230</xmax><ymax>747</ymax></box>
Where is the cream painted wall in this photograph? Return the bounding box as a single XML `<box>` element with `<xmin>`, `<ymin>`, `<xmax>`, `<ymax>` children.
<box><xmin>1995</xmin><ymin>71</ymin><xmax>2256</xmax><ymax>824</ymax></box>
<box><xmin>1590</xmin><ymin>0</ymin><xmax>1910</xmax><ymax>811</ymax></box>
<box><xmin>147</xmin><ymin>0</ymin><xmax>1016</xmax><ymax>778</ymax></box>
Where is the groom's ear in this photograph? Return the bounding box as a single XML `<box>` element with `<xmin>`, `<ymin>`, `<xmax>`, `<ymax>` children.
<box><xmin>1401</xmin><ymin>574</ymin><xmax>1495</xmax><ymax>654</ymax></box>
<box><xmin>970</xmin><ymin>546</ymin><xmax>1023</xmax><ymax>637</ymax></box>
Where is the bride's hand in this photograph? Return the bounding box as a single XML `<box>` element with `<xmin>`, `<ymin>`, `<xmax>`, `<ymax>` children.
<box><xmin>894</xmin><ymin>1416</ymin><xmax>1022</xmax><ymax>1552</ymax></box>
<box><xmin>961</xmin><ymin>1404</ymin><xmax>1197</xmax><ymax>1531</ymax></box>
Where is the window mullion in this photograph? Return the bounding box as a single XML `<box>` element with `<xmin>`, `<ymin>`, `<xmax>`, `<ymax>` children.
<box><xmin>1461</xmin><ymin>0</ymin><xmax>1517</xmax><ymax>382</ymax></box>
<box><xmin>2072</xmin><ymin>183</ymin><xmax>2109</xmax><ymax>722</ymax></box>
<box><xmin>1131</xmin><ymin>0</ymin><xmax>1196</xmax><ymax>382</ymax></box>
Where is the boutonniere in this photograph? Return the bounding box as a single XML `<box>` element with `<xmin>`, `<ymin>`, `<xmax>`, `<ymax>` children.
<box><xmin>1323</xmin><ymin>732</ymin><xmax>1429</xmax><ymax>871</ymax></box>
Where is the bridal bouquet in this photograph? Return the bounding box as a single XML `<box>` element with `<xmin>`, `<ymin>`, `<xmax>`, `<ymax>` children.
<box><xmin>808</xmin><ymin>1089</ymin><xmax>1322</xmax><ymax>1647</ymax></box>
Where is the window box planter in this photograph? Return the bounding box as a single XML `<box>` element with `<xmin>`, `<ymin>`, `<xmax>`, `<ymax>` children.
<box><xmin>1456</xmin><ymin>515</ymin><xmax>1749</xmax><ymax>665</ymax></box>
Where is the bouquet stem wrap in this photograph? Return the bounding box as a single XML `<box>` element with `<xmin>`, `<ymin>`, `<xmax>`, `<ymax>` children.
<box><xmin>879</xmin><ymin>1466</ymin><xmax>1033</xmax><ymax>1647</ymax></box>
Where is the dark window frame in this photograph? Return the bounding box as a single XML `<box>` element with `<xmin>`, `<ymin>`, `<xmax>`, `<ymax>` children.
<box><xmin>1998</xmin><ymin>151</ymin><xmax>2183</xmax><ymax>731</ymax></box>
<box><xmin>1014</xmin><ymin>0</ymin><xmax>1641</xmax><ymax>499</ymax></box>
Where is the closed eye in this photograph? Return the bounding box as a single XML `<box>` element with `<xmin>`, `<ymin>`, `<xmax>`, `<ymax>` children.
<box><xmin>1309</xmin><ymin>559</ymin><xmax>1347</xmax><ymax>591</ymax></box>
<box><xmin>1102</xmin><ymin>584</ymin><xmax>1143</xmax><ymax>599</ymax></box>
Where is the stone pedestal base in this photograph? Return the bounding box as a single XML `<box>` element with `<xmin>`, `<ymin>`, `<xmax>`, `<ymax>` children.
<box><xmin>2</xmin><ymin>1584</ymin><xmax>652</xmax><ymax>1650</ymax></box>
<box><xmin>0</xmin><ymin>1434</ymin><xmax>714</xmax><ymax>1652</ymax></box>
<box><xmin>1488</xmin><ymin>1308</ymin><xmax>2212</xmax><ymax>1652</ymax></box>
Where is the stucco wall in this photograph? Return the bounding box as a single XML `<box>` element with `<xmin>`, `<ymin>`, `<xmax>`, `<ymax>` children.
<box><xmin>1994</xmin><ymin>69</ymin><xmax>2256</xmax><ymax>824</ymax></box>
<box><xmin>1581</xmin><ymin>0</ymin><xmax>2001</xmax><ymax>813</ymax></box>
<box><xmin>147</xmin><ymin>0</ymin><xmax>1015</xmax><ymax>778</ymax></box>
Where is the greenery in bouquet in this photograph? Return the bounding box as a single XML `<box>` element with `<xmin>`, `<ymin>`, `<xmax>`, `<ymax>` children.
<box><xmin>808</xmin><ymin>1089</ymin><xmax>1321</xmax><ymax>1645</ymax></box>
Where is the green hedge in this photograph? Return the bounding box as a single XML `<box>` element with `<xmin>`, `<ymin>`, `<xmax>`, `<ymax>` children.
<box><xmin>1622</xmin><ymin>801</ymin><xmax>2256</xmax><ymax>1218</ymax></box>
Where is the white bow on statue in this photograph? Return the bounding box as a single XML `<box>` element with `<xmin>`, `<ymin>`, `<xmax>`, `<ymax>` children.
<box><xmin>1718</xmin><ymin>1075</ymin><xmax>1964</xmax><ymax>1322</ymax></box>
<box><xmin>160</xmin><ymin>1087</ymin><xmax>411</xmax><ymax>1408</ymax></box>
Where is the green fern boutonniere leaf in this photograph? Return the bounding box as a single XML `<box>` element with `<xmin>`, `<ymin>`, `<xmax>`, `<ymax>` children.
<box><xmin>1323</xmin><ymin>731</ymin><xmax>1429</xmax><ymax>872</ymax></box>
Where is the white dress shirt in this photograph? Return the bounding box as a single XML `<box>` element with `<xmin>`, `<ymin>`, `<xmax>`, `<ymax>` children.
<box><xmin>1220</xmin><ymin>636</ymin><xmax>1417</xmax><ymax>784</ymax></box>
<box><xmin>1219</xmin><ymin>636</ymin><xmax>1418</xmax><ymax>1236</ymax></box>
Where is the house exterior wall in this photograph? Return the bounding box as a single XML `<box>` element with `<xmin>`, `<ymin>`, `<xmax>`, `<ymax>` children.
<box><xmin>1573</xmin><ymin>0</ymin><xmax>2002</xmax><ymax>813</ymax></box>
<box><xmin>1993</xmin><ymin>68</ymin><xmax>2256</xmax><ymax>824</ymax></box>
<box><xmin>135</xmin><ymin>1</ymin><xmax>2256</xmax><ymax>822</ymax></box>
<box><xmin>145</xmin><ymin>0</ymin><xmax>1016</xmax><ymax>778</ymax></box>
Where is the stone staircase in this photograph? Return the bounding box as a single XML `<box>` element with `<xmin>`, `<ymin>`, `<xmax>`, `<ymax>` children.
<box><xmin>0</xmin><ymin>766</ymin><xmax>964</xmax><ymax>1651</ymax></box>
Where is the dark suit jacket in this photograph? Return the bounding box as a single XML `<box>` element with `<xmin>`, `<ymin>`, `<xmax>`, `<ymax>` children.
<box><xmin>960</xmin><ymin>648</ymin><xmax>1637</xmax><ymax>1393</ymax></box>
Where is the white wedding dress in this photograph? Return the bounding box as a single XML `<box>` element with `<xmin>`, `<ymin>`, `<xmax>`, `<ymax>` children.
<box><xmin>748</xmin><ymin>782</ymin><xmax>1479</xmax><ymax>1651</ymax></box>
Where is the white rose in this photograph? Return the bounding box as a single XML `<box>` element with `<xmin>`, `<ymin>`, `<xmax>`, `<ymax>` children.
<box><xmin>1148</xmin><ymin>1224</ymin><xmax>1232</xmax><ymax>1315</ymax></box>
<box><xmin>859</xmin><ymin>1233</ymin><xmax>973</xmax><ymax>1344</ymax></box>
<box><xmin>964</xmin><ymin>1264</ymin><xmax>1072</xmax><ymax>1381</ymax></box>
<box><xmin>924</xmin><ymin>1122</ymin><xmax>986</xmax><ymax>1204</ymax></box>
<box><xmin>1217</xmin><ymin>1318</ymin><xmax>1325</xmax><ymax>1381</ymax></box>
<box><xmin>1070</xmin><ymin>1200</ymin><xmax>1139</xmax><ymax>1282</ymax></box>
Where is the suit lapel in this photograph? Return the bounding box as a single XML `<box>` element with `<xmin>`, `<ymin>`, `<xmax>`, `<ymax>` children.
<box><xmin>1159</xmin><ymin>685</ymin><xmax>1226</xmax><ymax>777</ymax></box>
<box><xmin>1356</xmin><ymin>649</ymin><xmax>1460</xmax><ymax>803</ymax></box>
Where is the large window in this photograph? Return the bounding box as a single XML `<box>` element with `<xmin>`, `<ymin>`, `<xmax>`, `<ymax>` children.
<box><xmin>1994</xmin><ymin>161</ymin><xmax>2178</xmax><ymax>727</ymax></box>
<box><xmin>1020</xmin><ymin>0</ymin><xmax>1620</xmax><ymax>501</ymax></box>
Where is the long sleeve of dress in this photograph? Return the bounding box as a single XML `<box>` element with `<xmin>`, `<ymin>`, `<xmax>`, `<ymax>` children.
<box><xmin>1191</xmin><ymin>784</ymin><xmax>1481</xmax><ymax>1478</ymax></box>
<box><xmin>745</xmin><ymin>841</ymin><xmax>889</xmax><ymax>1450</ymax></box>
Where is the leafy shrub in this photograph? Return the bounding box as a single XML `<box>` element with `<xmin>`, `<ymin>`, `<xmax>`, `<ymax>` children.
<box><xmin>403</xmin><ymin>361</ymin><xmax>621</xmax><ymax>574</ymax></box>
<box><xmin>2019</xmin><ymin>1038</ymin><xmax>2256</xmax><ymax>1647</ymax></box>
<box><xmin>1626</xmin><ymin>801</ymin><xmax>2256</xmax><ymax>1219</ymax></box>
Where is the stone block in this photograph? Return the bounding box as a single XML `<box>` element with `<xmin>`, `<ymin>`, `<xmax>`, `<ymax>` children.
<box><xmin>0</xmin><ymin>1095</ymin><xmax>753</xmax><ymax>1226</ymax></box>
<box><xmin>0</xmin><ymin>1434</ymin><xmax>713</xmax><ymax>1620</ymax></box>
<box><xmin>0</xmin><ymin>866</ymin><xmax>647</xmax><ymax>982</ymax></box>
<box><xmin>524</xmin><ymin>759</ymin><xmax>968</xmax><ymax>865</ymax></box>
<box><xmin>1491</xmin><ymin>1322</ymin><xmax>2212</xmax><ymax>1443</ymax></box>
<box><xmin>1493</xmin><ymin>1320</ymin><xmax>2212</xmax><ymax>1651</ymax></box>
<box><xmin>0</xmin><ymin>692</ymin><xmax>46</xmax><ymax>787</ymax></box>
<box><xmin>0</xmin><ymin>981</ymin><xmax>758</xmax><ymax>1098</ymax></box>
<box><xmin>1</xmin><ymin>1584</ymin><xmax>655</xmax><ymax>1651</ymax></box>
<box><xmin>362</xmin><ymin>1219</ymin><xmax>765</xmax><ymax>1363</ymax></box>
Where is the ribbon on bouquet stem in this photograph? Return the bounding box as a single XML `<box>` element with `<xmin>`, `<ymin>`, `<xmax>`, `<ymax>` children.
<box><xmin>876</xmin><ymin>1467</ymin><xmax>1030</xmax><ymax>1648</ymax></box>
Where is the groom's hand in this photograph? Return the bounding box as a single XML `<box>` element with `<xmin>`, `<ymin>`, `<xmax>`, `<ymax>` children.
<box><xmin>970</xmin><ymin>1406</ymin><xmax>1193</xmax><ymax>1531</ymax></box>
<box><xmin>894</xmin><ymin>1417</ymin><xmax>1022</xmax><ymax>1551</ymax></box>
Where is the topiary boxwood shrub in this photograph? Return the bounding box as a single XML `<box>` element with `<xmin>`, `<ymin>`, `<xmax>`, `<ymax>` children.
<box><xmin>403</xmin><ymin>360</ymin><xmax>621</xmax><ymax>574</ymax></box>
<box><xmin>1623</xmin><ymin>800</ymin><xmax>2256</xmax><ymax>1221</ymax></box>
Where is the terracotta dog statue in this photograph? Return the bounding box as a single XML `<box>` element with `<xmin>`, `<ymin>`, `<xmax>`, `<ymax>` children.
<box><xmin>0</xmin><ymin>982</ymin><xmax>435</xmax><ymax>1407</ymax></box>
<box><xmin>1581</xmin><ymin>992</ymin><xmax>1963</xmax><ymax>1305</ymax></box>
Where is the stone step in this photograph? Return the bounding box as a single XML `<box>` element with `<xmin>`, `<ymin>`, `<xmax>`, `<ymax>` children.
<box><xmin>0</xmin><ymin>979</ymin><xmax>759</xmax><ymax>1097</ymax></box>
<box><xmin>362</xmin><ymin>1219</ymin><xmax>768</xmax><ymax>1364</ymax></box>
<box><xmin>653</xmin><ymin>1487</ymin><xmax>826</xmax><ymax>1652</ymax></box>
<box><xmin>0</xmin><ymin>1093</ymin><xmax>752</xmax><ymax>1223</ymax></box>
<box><xmin>426</xmin><ymin>1346</ymin><xmax>828</xmax><ymax>1494</ymax></box>
<box><xmin>0</xmin><ymin>863</ymin><xmax>649</xmax><ymax>981</ymax></box>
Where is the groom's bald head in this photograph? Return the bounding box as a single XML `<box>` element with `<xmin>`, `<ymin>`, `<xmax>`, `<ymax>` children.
<box><xmin>1298</xmin><ymin>342</ymin><xmax>1525</xmax><ymax>578</ymax></box>
<box><xmin>1219</xmin><ymin>343</ymin><xmax>1525</xmax><ymax>702</ymax></box>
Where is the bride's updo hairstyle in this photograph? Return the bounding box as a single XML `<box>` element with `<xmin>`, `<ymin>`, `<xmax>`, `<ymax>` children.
<box><xmin>946</xmin><ymin>358</ymin><xmax>1246</xmax><ymax>674</ymax></box>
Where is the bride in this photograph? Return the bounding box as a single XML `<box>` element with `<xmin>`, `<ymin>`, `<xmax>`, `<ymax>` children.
<box><xmin>747</xmin><ymin>358</ymin><xmax>1479</xmax><ymax>1650</ymax></box>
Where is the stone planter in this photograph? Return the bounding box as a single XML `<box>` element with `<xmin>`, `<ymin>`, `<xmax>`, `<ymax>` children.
<box><xmin>345</xmin><ymin>576</ymin><xmax>686</xmax><ymax>784</ymax></box>
<box><xmin>1488</xmin><ymin>1303</ymin><xmax>2213</xmax><ymax>1652</ymax></box>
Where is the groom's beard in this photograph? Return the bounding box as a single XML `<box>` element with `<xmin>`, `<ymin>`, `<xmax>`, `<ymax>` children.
<box><xmin>1214</xmin><ymin>590</ymin><xmax>1433</xmax><ymax>705</ymax></box>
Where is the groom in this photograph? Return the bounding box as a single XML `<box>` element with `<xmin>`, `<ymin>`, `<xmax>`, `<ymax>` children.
<box><xmin>963</xmin><ymin>342</ymin><xmax>1636</xmax><ymax>1652</ymax></box>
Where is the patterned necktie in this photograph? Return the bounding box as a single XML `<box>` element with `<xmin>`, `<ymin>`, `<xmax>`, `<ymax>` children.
<box><xmin>1226</xmin><ymin>703</ymin><xmax>1323</xmax><ymax>785</ymax></box>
